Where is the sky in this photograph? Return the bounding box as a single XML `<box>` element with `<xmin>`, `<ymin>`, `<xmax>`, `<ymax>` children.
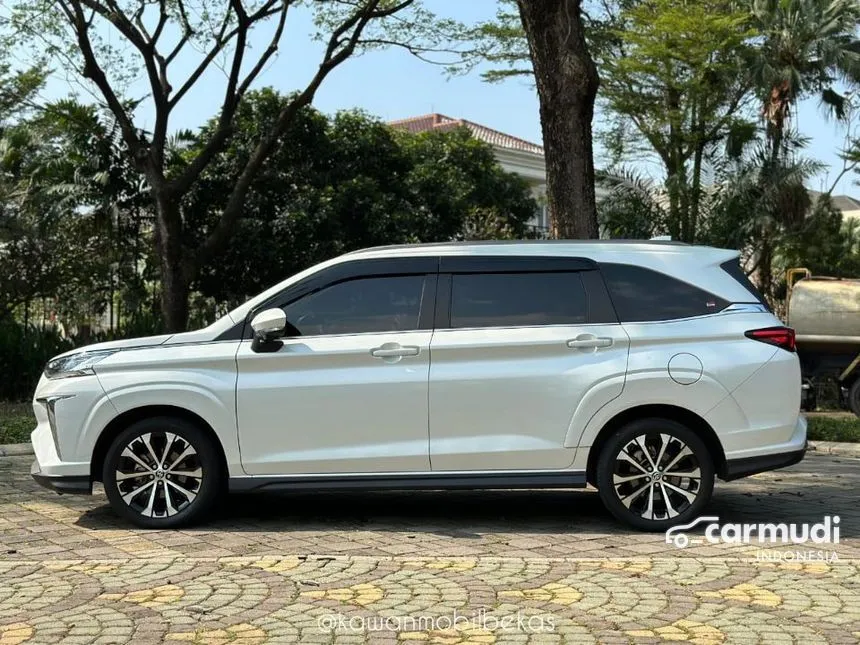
<box><xmin>39</xmin><ymin>0</ymin><xmax>860</xmax><ymax>197</ymax></box>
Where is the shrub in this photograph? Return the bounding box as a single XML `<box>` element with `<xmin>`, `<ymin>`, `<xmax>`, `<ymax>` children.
<box><xmin>0</xmin><ymin>321</ymin><xmax>74</xmax><ymax>401</ymax></box>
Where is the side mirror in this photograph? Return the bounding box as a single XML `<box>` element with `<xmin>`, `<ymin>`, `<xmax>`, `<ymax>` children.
<box><xmin>250</xmin><ymin>308</ymin><xmax>287</xmax><ymax>341</ymax></box>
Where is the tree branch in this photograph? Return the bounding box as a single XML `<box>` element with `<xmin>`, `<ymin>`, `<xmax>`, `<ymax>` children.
<box><xmin>193</xmin><ymin>0</ymin><xmax>416</xmax><ymax>271</ymax></box>
<box><xmin>168</xmin><ymin>0</ymin><xmax>281</xmax><ymax>109</ymax></box>
<box><xmin>74</xmin><ymin>0</ymin><xmax>171</xmax><ymax>166</ymax></box>
<box><xmin>168</xmin><ymin>0</ymin><xmax>289</xmax><ymax>197</ymax></box>
<box><xmin>61</xmin><ymin>0</ymin><xmax>149</xmax><ymax>170</ymax></box>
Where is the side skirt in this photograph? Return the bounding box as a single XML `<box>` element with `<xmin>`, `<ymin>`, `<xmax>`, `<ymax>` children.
<box><xmin>228</xmin><ymin>471</ymin><xmax>588</xmax><ymax>493</ymax></box>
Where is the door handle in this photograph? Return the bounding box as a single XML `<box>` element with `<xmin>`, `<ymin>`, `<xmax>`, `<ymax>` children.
<box><xmin>370</xmin><ymin>345</ymin><xmax>420</xmax><ymax>358</ymax></box>
<box><xmin>567</xmin><ymin>336</ymin><xmax>613</xmax><ymax>349</ymax></box>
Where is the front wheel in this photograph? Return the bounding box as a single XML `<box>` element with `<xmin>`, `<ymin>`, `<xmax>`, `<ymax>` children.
<box><xmin>595</xmin><ymin>418</ymin><xmax>715</xmax><ymax>532</ymax></box>
<box><xmin>102</xmin><ymin>416</ymin><xmax>223</xmax><ymax>529</ymax></box>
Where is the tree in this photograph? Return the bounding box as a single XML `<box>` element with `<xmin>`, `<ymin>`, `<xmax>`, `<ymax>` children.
<box><xmin>515</xmin><ymin>0</ymin><xmax>601</xmax><ymax>239</ymax></box>
<box><xmin>0</xmin><ymin>116</ymin><xmax>110</xmax><ymax>324</ymax></box>
<box><xmin>454</xmin><ymin>0</ymin><xmax>534</xmax><ymax>83</ymax></box>
<box><xmin>743</xmin><ymin>0</ymin><xmax>860</xmax><ymax>293</ymax></box>
<box><xmin>183</xmin><ymin>91</ymin><xmax>537</xmax><ymax>306</ymax></box>
<box><xmin>599</xmin><ymin>0</ymin><xmax>755</xmax><ymax>242</ymax></box>
<box><xmin>750</xmin><ymin>0</ymin><xmax>860</xmax><ymax>164</ymax></box>
<box><xmin>6</xmin><ymin>0</ymin><xmax>436</xmax><ymax>331</ymax></box>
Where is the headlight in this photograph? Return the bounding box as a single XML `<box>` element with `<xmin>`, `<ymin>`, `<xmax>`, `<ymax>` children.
<box><xmin>44</xmin><ymin>349</ymin><xmax>118</xmax><ymax>379</ymax></box>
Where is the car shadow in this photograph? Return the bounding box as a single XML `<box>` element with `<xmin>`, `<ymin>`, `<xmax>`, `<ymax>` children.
<box><xmin>73</xmin><ymin>474</ymin><xmax>859</xmax><ymax>541</ymax></box>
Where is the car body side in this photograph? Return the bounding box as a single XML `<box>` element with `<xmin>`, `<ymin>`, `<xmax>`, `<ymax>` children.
<box><xmin>30</xmin><ymin>242</ymin><xmax>805</xmax><ymax>493</ymax></box>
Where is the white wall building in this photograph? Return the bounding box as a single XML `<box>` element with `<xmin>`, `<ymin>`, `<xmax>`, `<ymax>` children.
<box><xmin>808</xmin><ymin>191</ymin><xmax>860</xmax><ymax>222</ymax></box>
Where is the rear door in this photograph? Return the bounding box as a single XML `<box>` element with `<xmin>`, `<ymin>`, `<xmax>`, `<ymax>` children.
<box><xmin>428</xmin><ymin>256</ymin><xmax>629</xmax><ymax>471</ymax></box>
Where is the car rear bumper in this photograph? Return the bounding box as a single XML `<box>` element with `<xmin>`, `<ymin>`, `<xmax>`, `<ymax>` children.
<box><xmin>31</xmin><ymin>460</ymin><xmax>92</xmax><ymax>494</ymax></box>
<box><xmin>721</xmin><ymin>445</ymin><xmax>807</xmax><ymax>481</ymax></box>
<box><xmin>719</xmin><ymin>414</ymin><xmax>807</xmax><ymax>481</ymax></box>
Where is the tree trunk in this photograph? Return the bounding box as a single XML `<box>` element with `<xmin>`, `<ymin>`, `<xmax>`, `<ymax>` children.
<box><xmin>517</xmin><ymin>0</ymin><xmax>599</xmax><ymax>239</ymax></box>
<box><xmin>757</xmin><ymin>234</ymin><xmax>773</xmax><ymax>303</ymax></box>
<box><xmin>161</xmin><ymin>253</ymin><xmax>189</xmax><ymax>333</ymax></box>
<box><xmin>690</xmin><ymin>137</ymin><xmax>704</xmax><ymax>243</ymax></box>
<box><xmin>154</xmin><ymin>194</ymin><xmax>190</xmax><ymax>333</ymax></box>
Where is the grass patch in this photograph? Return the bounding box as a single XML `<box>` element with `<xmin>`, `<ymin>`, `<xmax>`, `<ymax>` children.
<box><xmin>0</xmin><ymin>402</ymin><xmax>34</xmax><ymax>444</ymax></box>
<box><xmin>806</xmin><ymin>415</ymin><xmax>860</xmax><ymax>443</ymax></box>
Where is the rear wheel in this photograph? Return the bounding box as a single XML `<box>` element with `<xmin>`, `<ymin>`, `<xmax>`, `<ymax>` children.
<box><xmin>102</xmin><ymin>416</ymin><xmax>223</xmax><ymax>529</ymax></box>
<box><xmin>595</xmin><ymin>418</ymin><xmax>715</xmax><ymax>531</ymax></box>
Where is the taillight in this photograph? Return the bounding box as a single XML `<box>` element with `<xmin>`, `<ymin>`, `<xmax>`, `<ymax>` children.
<box><xmin>745</xmin><ymin>326</ymin><xmax>796</xmax><ymax>352</ymax></box>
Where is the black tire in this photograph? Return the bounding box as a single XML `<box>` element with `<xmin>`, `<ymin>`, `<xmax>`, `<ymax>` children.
<box><xmin>102</xmin><ymin>416</ymin><xmax>223</xmax><ymax>529</ymax></box>
<box><xmin>595</xmin><ymin>418</ymin><xmax>715</xmax><ymax>532</ymax></box>
<box><xmin>847</xmin><ymin>380</ymin><xmax>860</xmax><ymax>418</ymax></box>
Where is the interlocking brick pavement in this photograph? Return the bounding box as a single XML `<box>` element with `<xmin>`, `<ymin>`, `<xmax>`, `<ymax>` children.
<box><xmin>1</xmin><ymin>453</ymin><xmax>859</xmax><ymax>643</ymax></box>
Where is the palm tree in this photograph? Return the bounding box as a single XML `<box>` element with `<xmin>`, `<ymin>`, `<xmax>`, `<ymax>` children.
<box><xmin>750</xmin><ymin>0</ymin><xmax>860</xmax><ymax>163</ymax></box>
<box><xmin>745</xmin><ymin>0</ymin><xmax>860</xmax><ymax>295</ymax></box>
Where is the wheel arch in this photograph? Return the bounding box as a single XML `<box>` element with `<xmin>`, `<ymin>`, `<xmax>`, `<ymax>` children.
<box><xmin>585</xmin><ymin>404</ymin><xmax>726</xmax><ymax>485</ymax></box>
<box><xmin>91</xmin><ymin>405</ymin><xmax>229</xmax><ymax>483</ymax></box>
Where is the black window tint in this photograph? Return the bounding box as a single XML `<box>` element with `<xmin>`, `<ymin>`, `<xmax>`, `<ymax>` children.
<box><xmin>720</xmin><ymin>259</ymin><xmax>769</xmax><ymax>307</ymax></box>
<box><xmin>283</xmin><ymin>275</ymin><xmax>426</xmax><ymax>336</ymax></box>
<box><xmin>601</xmin><ymin>263</ymin><xmax>727</xmax><ymax>322</ymax></box>
<box><xmin>450</xmin><ymin>272</ymin><xmax>587</xmax><ymax>328</ymax></box>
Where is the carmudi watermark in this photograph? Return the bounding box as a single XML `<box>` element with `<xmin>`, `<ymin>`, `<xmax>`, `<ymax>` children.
<box><xmin>665</xmin><ymin>515</ymin><xmax>840</xmax><ymax>561</ymax></box>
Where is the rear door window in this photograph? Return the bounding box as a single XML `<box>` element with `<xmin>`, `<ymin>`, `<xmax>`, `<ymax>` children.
<box><xmin>449</xmin><ymin>272</ymin><xmax>587</xmax><ymax>328</ymax></box>
<box><xmin>601</xmin><ymin>263</ymin><xmax>727</xmax><ymax>322</ymax></box>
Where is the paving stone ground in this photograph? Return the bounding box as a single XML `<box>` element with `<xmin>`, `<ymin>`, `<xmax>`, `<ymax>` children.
<box><xmin>1</xmin><ymin>453</ymin><xmax>859</xmax><ymax>643</ymax></box>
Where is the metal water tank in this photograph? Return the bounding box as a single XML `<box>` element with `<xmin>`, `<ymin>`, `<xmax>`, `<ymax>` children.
<box><xmin>788</xmin><ymin>278</ymin><xmax>860</xmax><ymax>341</ymax></box>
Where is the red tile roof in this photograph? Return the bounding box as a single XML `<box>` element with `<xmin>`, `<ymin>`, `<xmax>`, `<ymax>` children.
<box><xmin>389</xmin><ymin>113</ymin><xmax>544</xmax><ymax>156</ymax></box>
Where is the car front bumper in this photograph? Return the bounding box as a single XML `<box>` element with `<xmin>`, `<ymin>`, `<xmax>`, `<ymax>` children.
<box><xmin>31</xmin><ymin>460</ymin><xmax>92</xmax><ymax>494</ymax></box>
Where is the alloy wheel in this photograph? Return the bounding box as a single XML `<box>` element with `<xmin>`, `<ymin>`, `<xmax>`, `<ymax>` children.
<box><xmin>611</xmin><ymin>432</ymin><xmax>701</xmax><ymax>521</ymax></box>
<box><xmin>114</xmin><ymin>431</ymin><xmax>204</xmax><ymax>518</ymax></box>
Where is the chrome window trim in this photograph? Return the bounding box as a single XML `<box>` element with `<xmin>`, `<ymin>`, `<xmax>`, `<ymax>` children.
<box><xmin>722</xmin><ymin>303</ymin><xmax>769</xmax><ymax>314</ymax></box>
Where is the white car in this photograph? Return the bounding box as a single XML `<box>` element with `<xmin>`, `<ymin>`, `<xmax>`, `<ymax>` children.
<box><xmin>30</xmin><ymin>241</ymin><xmax>806</xmax><ymax>531</ymax></box>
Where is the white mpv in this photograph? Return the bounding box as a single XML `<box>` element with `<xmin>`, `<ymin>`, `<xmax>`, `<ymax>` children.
<box><xmin>30</xmin><ymin>241</ymin><xmax>807</xmax><ymax>531</ymax></box>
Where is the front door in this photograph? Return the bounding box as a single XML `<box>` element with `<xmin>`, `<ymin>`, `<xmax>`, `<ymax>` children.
<box><xmin>236</xmin><ymin>273</ymin><xmax>435</xmax><ymax>475</ymax></box>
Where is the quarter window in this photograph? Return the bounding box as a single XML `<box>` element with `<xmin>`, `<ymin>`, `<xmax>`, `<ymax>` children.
<box><xmin>720</xmin><ymin>259</ymin><xmax>769</xmax><ymax>308</ymax></box>
<box><xmin>283</xmin><ymin>275</ymin><xmax>426</xmax><ymax>336</ymax></box>
<box><xmin>449</xmin><ymin>272</ymin><xmax>587</xmax><ymax>328</ymax></box>
<box><xmin>601</xmin><ymin>263</ymin><xmax>727</xmax><ymax>322</ymax></box>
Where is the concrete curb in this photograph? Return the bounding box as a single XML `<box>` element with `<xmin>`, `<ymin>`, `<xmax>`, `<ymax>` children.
<box><xmin>0</xmin><ymin>443</ymin><xmax>33</xmax><ymax>457</ymax></box>
<box><xmin>807</xmin><ymin>440</ymin><xmax>860</xmax><ymax>458</ymax></box>
<box><xmin>1</xmin><ymin>440</ymin><xmax>858</xmax><ymax>459</ymax></box>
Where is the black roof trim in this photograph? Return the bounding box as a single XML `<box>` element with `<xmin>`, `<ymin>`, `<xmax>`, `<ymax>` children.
<box><xmin>439</xmin><ymin>255</ymin><xmax>596</xmax><ymax>273</ymax></box>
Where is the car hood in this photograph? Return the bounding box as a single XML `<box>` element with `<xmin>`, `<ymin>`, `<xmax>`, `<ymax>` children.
<box><xmin>49</xmin><ymin>314</ymin><xmax>238</xmax><ymax>360</ymax></box>
<box><xmin>51</xmin><ymin>333</ymin><xmax>174</xmax><ymax>360</ymax></box>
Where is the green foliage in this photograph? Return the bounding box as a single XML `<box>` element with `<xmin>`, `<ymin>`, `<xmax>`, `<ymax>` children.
<box><xmin>185</xmin><ymin>91</ymin><xmax>537</xmax><ymax>306</ymax></box>
<box><xmin>779</xmin><ymin>198</ymin><xmax>860</xmax><ymax>278</ymax></box>
<box><xmin>0</xmin><ymin>63</ymin><xmax>46</xmax><ymax>124</ymax></box>
<box><xmin>806</xmin><ymin>415</ymin><xmax>860</xmax><ymax>442</ymax></box>
<box><xmin>0</xmin><ymin>321</ymin><xmax>73</xmax><ymax>401</ymax></box>
<box><xmin>599</xmin><ymin>0</ymin><xmax>757</xmax><ymax>241</ymax></box>
<box><xmin>449</xmin><ymin>0</ymin><xmax>533</xmax><ymax>82</ymax></box>
<box><xmin>0</xmin><ymin>97</ymin><xmax>151</xmax><ymax>329</ymax></box>
<box><xmin>446</xmin><ymin>0</ymin><xmax>620</xmax><ymax>83</ymax></box>
<box><xmin>0</xmin><ymin>402</ymin><xmax>33</xmax><ymax>444</ymax></box>
<box><xmin>595</xmin><ymin>137</ymin><xmax>825</xmax><ymax>271</ymax></box>
<box><xmin>596</xmin><ymin>170</ymin><xmax>666</xmax><ymax>238</ymax></box>
<box><xmin>750</xmin><ymin>0</ymin><xmax>860</xmax><ymax>140</ymax></box>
